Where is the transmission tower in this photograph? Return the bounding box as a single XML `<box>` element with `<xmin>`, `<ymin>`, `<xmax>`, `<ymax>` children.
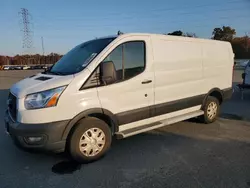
<box><xmin>19</xmin><ymin>8</ymin><xmax>33</xmax><ymax>54</ymax></box>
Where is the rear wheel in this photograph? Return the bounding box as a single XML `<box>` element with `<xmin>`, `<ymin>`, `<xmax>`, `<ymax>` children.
<box><xmin>199</xmin><ymin>96</ymin><xmax>220</xmax><ymax>124</ymax></box>
<box><xmin>69</xmin><ymin>117</ymin><xmax>112</xmax><ymax>163</ymax></box>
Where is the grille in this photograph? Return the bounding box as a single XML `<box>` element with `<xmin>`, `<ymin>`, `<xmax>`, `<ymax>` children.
<box><xmin>8</xmin><ymin>92</ymin><xmax>17</xmax><ymax>121</ymax></box>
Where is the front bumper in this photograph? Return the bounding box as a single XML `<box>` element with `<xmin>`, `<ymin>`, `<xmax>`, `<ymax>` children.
<box><xmin>4</xmin><ymin>111</ymin><xmax>69</xmax><ymax>153</ymax></box>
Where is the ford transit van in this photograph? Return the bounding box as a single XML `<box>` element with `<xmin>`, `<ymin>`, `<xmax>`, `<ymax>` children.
<box><xmin>5</xmin><ymin>33</ymin><xmax>233</xmax><ymax>162</ymax></box>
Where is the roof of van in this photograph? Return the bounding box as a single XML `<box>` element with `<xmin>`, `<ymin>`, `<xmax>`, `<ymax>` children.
<box><xmin>110</xmin><ymin>33</ymin><xmax>231</xmax><ymax>44</ymax></box>
<box><xmin>92</xmin><ymin>33</ymin><xmax>231</xmax><ymax>46</ymax></box>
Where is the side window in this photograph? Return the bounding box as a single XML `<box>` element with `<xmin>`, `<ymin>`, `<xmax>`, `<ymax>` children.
<box><xmin>80</xmin><ymin>67</ymin><xmax>100</xmax><ymax>90</ymax></box>
<box><xmin>103</xmin><ymin>45</ymin><xmax>123</xmax><ymax>81</ymax></box>
<box><xmin>103</xmin><ymin>41</ymin><xmax>145</xmax><ymax>82</ymax></box>
<box><xmin>123</xmin><ymin>42</ymin><xmax>145</xmax><ymax>80</ymax></box>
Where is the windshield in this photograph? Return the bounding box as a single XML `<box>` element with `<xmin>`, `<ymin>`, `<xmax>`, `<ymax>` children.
<box><xmin>49</xmin><ymin>37</ymin><xmax>116</xmax><ymax>75</ymax></box>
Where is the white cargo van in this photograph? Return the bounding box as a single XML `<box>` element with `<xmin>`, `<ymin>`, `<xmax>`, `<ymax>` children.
<box><xmin>5</xmin><ymin>33</ymin><xmax>233</xmax><ymax>162</ymax></box>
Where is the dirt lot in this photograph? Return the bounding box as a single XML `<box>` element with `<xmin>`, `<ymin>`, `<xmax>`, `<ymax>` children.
<box><xmin>0</xmin><ymin>70</ymin><xmax>250</xmax><ymax>188</ymax></box>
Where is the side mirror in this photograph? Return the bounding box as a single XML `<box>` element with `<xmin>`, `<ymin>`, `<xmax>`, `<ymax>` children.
<box><xmin>100</xmin><ymin>61</ymin><xmax>117</xmax><ymax>85</ymax></box>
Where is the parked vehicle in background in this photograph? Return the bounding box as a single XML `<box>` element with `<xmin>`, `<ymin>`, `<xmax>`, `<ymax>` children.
<box><xmin>3</xmin><ymin>66</ymin><xmax>10</xmax><ymax>70</ymax></box>
<box><xmin>239</xmin><ymin>60</ymin><xmax>250</xmax><ymax>67</ymax></box>
<box><xmin>35</xmin><ymin>65</ymin><xmax>44</xmax><ymax>69</ymax></box>
<box><xmin>243</xmin><ymin>60</ymin><xmax>250</xmax><ymax>85</ymax></box>
<box><xmin>28</xmin><ymin>66</ymin><xmax>35</xmax><ymax>70</ymax></box>
<box><xmin>22</xmin><ymin>66</ymin><xmax>30</xmax><ymax>70</ymax></box>
<box><xmin>5</xmin><ymin>33</ymin><xmax>234</xmax><ymax>163</ymax></box>
<box><xmin>0</xmin><ymin>64</ymin><xmax>53</xmax><ymax>71</ymax></box>
<box><xmin>14</xmin><ymin>66</ymin><xmax>23</xmax><ymax>70</ymax></box>
<box><xmin>28</xmin><ymin>65</ymin><xmax>44</xmax><ymax>70</ymax></box>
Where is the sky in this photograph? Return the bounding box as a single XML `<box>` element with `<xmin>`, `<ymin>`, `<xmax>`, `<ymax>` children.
<box><xmin>1</xmin><ymin>0</ymin><xmax>250</xmax><ymax>56</ymax></box>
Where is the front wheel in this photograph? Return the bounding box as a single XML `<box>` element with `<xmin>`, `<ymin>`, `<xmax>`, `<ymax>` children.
<box><xmin>69</xmin><ymin>117</ymin><xmax>112</xmax><ymax>163</ymax></box>
<box><xmin>199</xmin><ymin>96</ymin><xmax>220</xmax><ymax>124</ymax></box>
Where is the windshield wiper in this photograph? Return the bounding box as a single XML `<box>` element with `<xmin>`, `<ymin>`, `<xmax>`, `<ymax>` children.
<box><xmin>42</xmin><ymin>70</ymin><xmax>64</xmax><ymax>75</ymax></box>
<box><xmin>50</xmin><ymin>71</ymin><xmax>64</xmax><ymax>75</ymax></box>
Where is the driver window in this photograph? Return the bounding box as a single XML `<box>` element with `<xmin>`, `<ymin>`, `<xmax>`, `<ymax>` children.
<box><xmin>103</xmin><ymin>41</ymin><xmax>145</xmax><ymax>83</ymax></box>
<box><xmin>103</xmin><ymin>45</ymin><xmax>123</xmax><ymax>81</ymax></box>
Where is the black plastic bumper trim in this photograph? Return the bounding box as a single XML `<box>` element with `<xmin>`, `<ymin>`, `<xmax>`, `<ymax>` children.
<box><xmin>5</xmin><ymin>111</ymin><xmax>69</xmax><ymax>152</ymax></box>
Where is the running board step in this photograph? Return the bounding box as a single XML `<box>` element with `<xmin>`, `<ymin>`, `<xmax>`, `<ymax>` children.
<box><xmin>116</xmin><ymin>110</ymin><xmax>204</xmax><ymax>139</ymax></box>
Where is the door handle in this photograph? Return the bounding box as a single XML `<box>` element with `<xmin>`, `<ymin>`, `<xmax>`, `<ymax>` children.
<box><xmin>141</xmin><ymin>80</ymin><xmax>152</xmax><ymax>84</ymax></box>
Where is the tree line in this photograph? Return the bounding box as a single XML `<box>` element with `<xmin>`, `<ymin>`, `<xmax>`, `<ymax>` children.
<box><xmin>0</xmin><ymin>53</ymin><xmax>62</xmax><ymax>66</ymax></box>
<box><xmin>0</xmin><ymin>26</ymin><xmax>249</xmax><ymax>66</ymax></box>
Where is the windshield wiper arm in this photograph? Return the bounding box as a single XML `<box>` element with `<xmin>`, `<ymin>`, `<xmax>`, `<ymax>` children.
<box><xmin>50</xmin><ymin>71</ymin><xmax>63</xmax><ymax>75</ymax></box>
<box><xmin>42</xmin><ymin>70</ymin><xmax>64</xmax><ymax>75</ymax></box>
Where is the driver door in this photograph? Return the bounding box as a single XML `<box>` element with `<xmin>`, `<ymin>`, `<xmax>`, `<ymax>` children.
<box><xmin>97</xmin><ymin>37</ymin><xmax>154</xmax><ymax>128</ymax></box>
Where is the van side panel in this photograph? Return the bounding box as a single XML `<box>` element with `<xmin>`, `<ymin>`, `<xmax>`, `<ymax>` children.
<box><xmin>202</xmin><ymin>42</ymin><xmax>233</xmax><ymax>93</ymax></box>
<box><xmin>152</xmin><ymin>36</ymin><xmax>203</xmax><ymax>113</ymax></box>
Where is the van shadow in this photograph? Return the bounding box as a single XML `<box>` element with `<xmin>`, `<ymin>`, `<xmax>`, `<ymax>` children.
<box><xmin>50</xmin><ymin>132</ymin><xmax>197</xmax><ymax>174</ymax></box>
<box><xmin>219</xmin><ymin>113</ymin><xmax>247</xmax><ymax>121</ymax></box>
<box><xmin>2</xmin><ymin>130</ymin><xmax>201</xmax><ymax>175</ymax></box>
<box><xmin>49</xmin><ymin>128</ymin><xmax>250</xmax><ymax>176</ymax></box>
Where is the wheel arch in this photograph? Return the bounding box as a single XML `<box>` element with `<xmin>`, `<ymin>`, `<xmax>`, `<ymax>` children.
<box><xmin>202</xmin><ymin>88</ymin><xmax>223</xmax><ymax>108</ymax></box>
<box><xmin>62</xmin><ymin>108</ymin><xmax>118</xmax><ymax>140</ymax></box>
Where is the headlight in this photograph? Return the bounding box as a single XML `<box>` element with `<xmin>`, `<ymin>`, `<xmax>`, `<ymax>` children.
<box><xmin>24</xmin><ymin>86</ymin><xmax>66</xmax><ymax>110</ymax></box>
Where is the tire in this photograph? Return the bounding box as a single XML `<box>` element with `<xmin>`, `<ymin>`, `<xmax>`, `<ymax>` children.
<box><xmin>199</xmin><ymin>96</ymin><xmax>220</xmax><ymax>124</ymax></box>
<box><xmin>69</xmin><ymin>117</ymin><xmax>112</xmax><ymax>163</ymax></box>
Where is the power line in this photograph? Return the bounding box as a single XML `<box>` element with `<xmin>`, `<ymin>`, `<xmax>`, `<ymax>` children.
<box><xmin>36</xmin><ymin>13</ymin><xmax>249</xmax><ymax>32</ymax></box>
<box><xmin>35</xmin><ymin>0</ymin><xmax>244</xmax><ymax>22</ymax></box>
<box><xmin>147</xmin><ymin>0</ymin><xmax>244</xmax><ymax>13</ymax></box>
<box><xmin>36</xmin><ymin>5</ymin><xmax>249</xmax><ymax>30</ymax></box>
<box><xmin>37</xmin><ymin>17</ymin><xmax>249</xmax><ymax>40</ymax></box>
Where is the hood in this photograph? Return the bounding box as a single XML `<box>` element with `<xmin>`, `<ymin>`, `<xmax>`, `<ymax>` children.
<box><xmin>10</xmin><ymin>73</ymin><xmax>74</xmax><ymax>98</ymax></box>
